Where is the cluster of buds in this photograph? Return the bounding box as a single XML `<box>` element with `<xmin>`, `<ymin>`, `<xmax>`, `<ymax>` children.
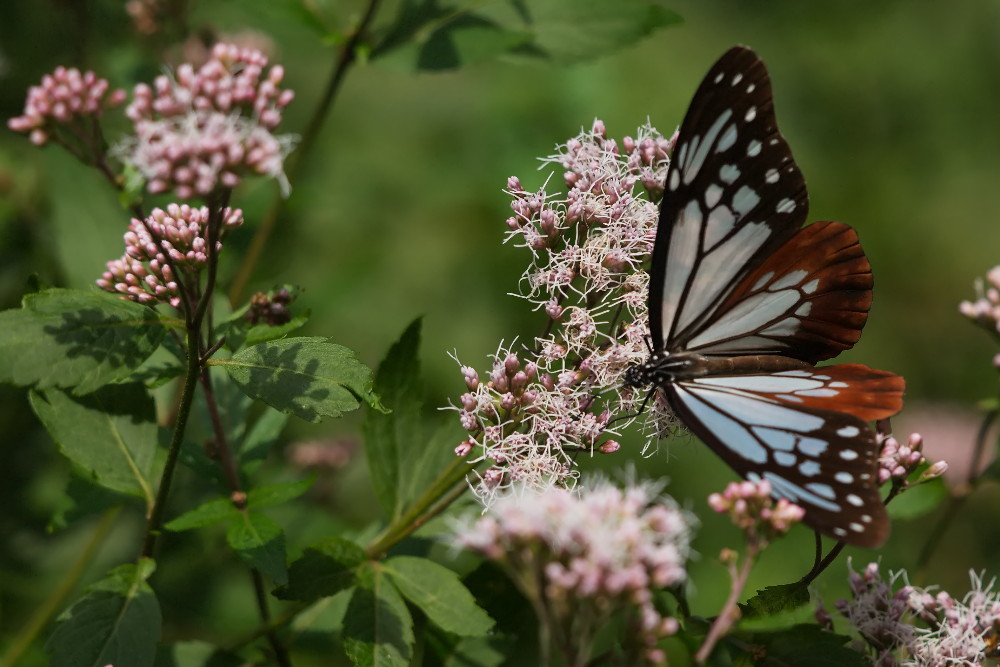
<box><xmin>452</xmin><ymin>121</ymin><xmax>682</xmax><ymax>506</ymax></box>
<box><xmin>837</xmin><ymin>563</ymin><xmax>1000</xmax><ymax>667</ymax></box>
<box><xmin>454</xmin><ymin>478</ymin><xmax>692</xmax><ymax>665</ymax></box>
<box><xmin>121</xmin><ymin>42</ymin><xmax>295</xmax><ymax>197</ymax></box>
<box><xmin>246</xmin><ymin>287</ymin><xmax>294</xmax><ymax>326</ymax></box>
<box><xmin>7</xmin><ymin>67</ymin><xmax>125</xmax><ymax>147</ymax></box>
<box><xmin>708</xmin><ymin>479</ymin><xmax>805</xmax><ymax>544</ymax></box>
<box><xmin>959</xmin><ymin>266</ymin><xmax>1000</xmax><ymax>340</ymax></box>
<box><xmin>876</xmin><ymin>429</ymin><xmax>947</xmax><ymax>487</ymax></box>
<box><xmin>97</xmin><ymin>204</ymin><xmax>243</xmax><ymax>307</ymax></box>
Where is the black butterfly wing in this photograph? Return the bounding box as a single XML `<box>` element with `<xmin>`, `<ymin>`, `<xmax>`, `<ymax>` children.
<box><xmin>651</xmin><ymin>46</ymin><xmax>808</xmax><ymax>353</ymax></box>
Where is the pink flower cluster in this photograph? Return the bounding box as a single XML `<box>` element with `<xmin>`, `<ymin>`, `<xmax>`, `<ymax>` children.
<box><xmin>837</xmin><ymin>562</ymin><xmax>1000</xmax><ymax>667</ymax></box>
<box><xmin>7</xmin><ymin>67</ymin><xmax>125</xmax><ymax>146</ymax></box>
<box><xmin>97</xmin><ymin>203</ymin><xmax>243</xmax><ymax>306</ymax></box>
<box><xmin>960</xmin><ymin>266</ymin><xmax>1000</xmax><ymax>339</ymax></box>
<box><xmin>121</xmin><ymin>42</ymin><xmax>295</xmax><ymax>197</ymax></box>
<box><xmin>451</xmin><ymin>120</ymin><xmax>681</xmax><ymax>505</ymax></box>
<box><xmin>455</xmin><ymin>478</ymin><xmax>692</xmax><ymax>665</ymax></box>
<box><xmin>708</xmin><ymin>479</ymin><xmax>805</xmax><ymax>542</ymax></box>
<box><xmin>877</xmin><ymin>431</ymin><xmax>947</xmax><ymax>486</ymax></box>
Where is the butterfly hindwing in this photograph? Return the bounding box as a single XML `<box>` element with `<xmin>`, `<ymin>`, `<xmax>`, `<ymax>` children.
<box><xmin>685</xmin><ymin>221</ymin><xmax>875</xmax><ymax>362</ymax></box>
<box><xmin>666</xmin><ymin>370</ymin><xmax>892</xmax><ymax>547</ymax></box>
<box><xmin>651</xmin><ymin>46</ymin><xmax>808</xmax><ymax>351</ymax></box>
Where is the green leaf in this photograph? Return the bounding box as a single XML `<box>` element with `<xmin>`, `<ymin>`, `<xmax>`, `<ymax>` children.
<box><xmin>46</xmin><ymin>559</ymin><xmax>161</xmax><ymax>667</ymax></box>
<box><xmin>247</xmin><ymin>477</ymin><xmax>314</xmax><ymax>508</ymax></box>
<box><xmin>153</xmin><ymin>640</ymin><xmax>244</xmax><ymax>667</ymax></box>
<box><xmin>442</xmin><ymin>636</ymin><xmax>513</xmax><ymax>667</ymax></box>
<box><xmin>215</xmin><ymin>337</ymin><xmax>385</xmax><ymax>422</ymax></box>
<box><xmin>226</xmin><ymin>512</ymin><xmax>288</xmax><ymax>584</ymax></box>
<box><xmin>384</xmin><ymin>556</ymin><xmax>494</xmax><ymax>637</ymax></box>
<box><xmin>342</xmin><ymin>565</ymin><xmax>414</xmax><ymax>667</ymax></box>
<box><xmin>165</xmin><ymin>497</ymin><xmax>239</xmax><ymax>532</ymax></box>
<box><xmin>274</xmin><ymin>537</ymin><xmax>367</xmax><ymax>601</ymax></box>
<box><xmin>888</xmin><ymin>477</ymin><xmax>949</xmax><ymax>520</ymax></box>
<box><xmin>517</xmin><ymin>0</ymin><xmax>682</xmax><ymax>64</ymax></box>
<box><xmin>739</xmin><ymin>624</ymin><xmax>868</xmax><ymax>667</ymax></box>
<box><xmin>0</xmin><ymin>288</ymin><xmax>167</xmax><ymax>394</ymax></box>
<box><xmin>739</xmin><ymin>582</ymin><xmax>811</xmax><ymax>621</ymax></box>
<box><xmin>30</xmin><ymin>383</ymin><xmax>159</xmax><ymax>511</ymax></box>
<box><xmin>239</xmin><ymin>407</ymin><xmax>289</xmax><ymax>473</ymax></box>
<box><xmin>218</xmin><ymin>305</ymin><xmax>310</xmax><ymax>352</ymax></box>
<box><xmin>374</xmin><ymin>2</ymin><xmax>532</xmax><ymax>73</ymax></box>
<box><xmin>364</xmin><ymin>318</ymin><xmax>423</xmax><ymax>517</ymax></box>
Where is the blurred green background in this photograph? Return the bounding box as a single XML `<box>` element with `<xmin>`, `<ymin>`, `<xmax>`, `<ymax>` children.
<box><xmin>2</xmin><ymin>0</ymin><xmax>1000</xmax><ymax>662</ymax></box>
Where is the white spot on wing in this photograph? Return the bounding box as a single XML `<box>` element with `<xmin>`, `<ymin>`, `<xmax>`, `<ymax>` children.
<box><xmin>798</xmin><ymin>438</ymin><xmax>828</xmax><ymax>456</ymax></box>
<box><xmin>776</xmin><ymin>198</ymin><xmax>796</xmax><ymax>214</ymax></box>
<box><xmin>732</xmin><ymin>185</ymin><xmax>760</xmax><ymax>216</ymax></box>
<box><xmin>847</xmin><ymin>494</ymin><xmax>863</xmax><ymax>507</ymax></box>
<box><xmin>805</xmin><ymin>483</ymin><xmax>836</xmax><ymax>500</ymax></box>
<box><xmin>718</xmin><ymin>124</ymin><xmax>737</xmax><ymax>152</ymax></box>
<box><xmin>765</xmin><ymin>168</ymin><xmax>779</xmax><ymax>183</ymax></box>
<box><xmin>705</xmin><ymin>184</ymin><xmax>723</xmax><ymax>208</ymax></box>
<box><xmin>752</xmin><ymin>271</ymin><xmax>775</xmax><ymax>290</ymax></box>
<box><xmin>714</xmin><ymin>72</ymin><xmax>724</xmax><ymax>84</ymax></box>
<box><xmin>770</xmin><ymin>269</ymin><xmax>807</xmax><ymax>290</ymax></box>
<box><xmin>799</xmin><ymin>461</ymin><xmax>821</xmax><ymax>476</ymax></box>
<box><xmin>719</xmin><ymin>164</ymin><xmax>740</xmax><ymax>184</ymax></box>
<box><xmin>732</xmin><ymin>73</ymin><xmax>743</xmax><ymax>85</ymax></box>
<box><xmin>775</xmin><ymin>451</ymin><xmax>796</xmax><ymax>467</ymax></box>
<box><xmin>799</xmin><ymin>388</ymin><xmax>840</xmax><ymax>398</ymax></box>
<box><xmin>840</xmin><ymin>449</ymin><xmax>859</xmax><ymax>461</ymax></box>
<box><xmin>802</xmin><ymin>278</ymin><xmax>820</xmax><ymax>294</ymax></box>
<box><xmin>684</xmin><ymin>109</ymin><xmax>733</xmax><ymax>185</ymax></box>
<box><xmin>669</xmin><ymin>169</ymin><xmax>680</xmax><ymax>191</ymax></box>
<box><xmin>837</xmin><ymin>425</ymin><xmax>860</xmax><ymax>437</ymax></box>
<box><xmin>747</xmin><ymin>83</ymin><xmax>756</xmax><ymax>93</ymax></box>
<box><xmin>747</xmin><ymin>139</ymin><xmax>762</xmax><ymax>157</ymax></box>
<box><xmin>704</xmin><ymin>205</ymin><xmax>735</xmax><ymax>249</ymax></box>
<box><xmin>673</xmin><ymin>386</ymin><xmax>769</xmax><ymax>464</ymax></box>
<box><xmin>835</xmin><ymin>472</ymin><xmax>854</xmax><ymax>484</ymax></box>
<box><xmin>850</xmin><ymin>522</ymin><xmax>864</xmax><ymax>533</ymax></box>
<box><xmin>745</xmin><ymin>106</ymin><xmax>757</xmax><ymax>122</ymax></box>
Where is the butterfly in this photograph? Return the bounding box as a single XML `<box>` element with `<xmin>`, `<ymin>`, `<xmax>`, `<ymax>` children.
<box><xmin>624</xmin><ymin>46</ymin><xmax>904</xmax><ymax>547</ymax></box>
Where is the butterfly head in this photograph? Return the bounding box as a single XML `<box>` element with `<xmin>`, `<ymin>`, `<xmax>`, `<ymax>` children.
<box><xmin>624</xmin><ymin>351</ymin><xmax>708</xmax><ymax>388</ymax></box>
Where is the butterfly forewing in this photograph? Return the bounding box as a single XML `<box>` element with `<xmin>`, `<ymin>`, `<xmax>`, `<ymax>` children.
<box><xmin>651</xmin><ymin>46</ymin><xmax>808</xmax><ymax>352</ymax></box>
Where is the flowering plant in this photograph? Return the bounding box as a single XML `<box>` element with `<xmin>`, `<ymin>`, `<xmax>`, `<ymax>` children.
<box><xmin>0</xmin><ymin>5</ymin><xmax>992</xmax><ymax>667</ymax></box>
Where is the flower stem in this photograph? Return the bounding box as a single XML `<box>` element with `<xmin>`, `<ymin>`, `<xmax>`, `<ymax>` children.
<box><xmin>228</xmin><ymin>0</ymin><xmax>383</xmax><ymax>304</ymax></box>
<box><xmin>695</xmin><ymin>546</ymin><xmax>758</xmax><ymax>664</ymax></box>
<box><xmin>366</xmin><ymin>454</ymin><xmax>479</xmax><ymax>558</ymax></box>
<box><xmin>141</xmin><ymin>318</ymin><xmax>201</xmax><ymax>558</ymax></box>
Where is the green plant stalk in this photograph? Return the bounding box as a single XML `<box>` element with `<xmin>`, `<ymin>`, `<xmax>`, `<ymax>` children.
<box><xmin>1</xmin><ymin>507</ymin><xmax>120</xmax><ymax>667</ymax></box>
<box><xmin>141</xmin><ymin>321</ymin><xmax>201</xmax><ymax>558</ymax></box>
<box><xmin>366</xmin><ymin>455</ymin><xmax>480</xmax><ymax>558</ymax></box>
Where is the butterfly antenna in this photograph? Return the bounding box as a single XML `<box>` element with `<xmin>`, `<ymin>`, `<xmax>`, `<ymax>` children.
<box><xmin>607</xmin><ymin>386</ymin><xmax>657</xmax><ymax>427</ymax></box>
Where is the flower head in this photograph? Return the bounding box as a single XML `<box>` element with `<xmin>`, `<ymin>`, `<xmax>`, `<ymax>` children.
<box><xmin>8</xmin><ymin>67</ymin><xmax>125</xmax><ymax>147</ymax></box>
<box><xmin>119</xmin><ymin>42</ymin><xmax>295</xmax><ymax>197</ymax></box>
<box><xmin>877</xmin><ymin>429</ymin><xmax>947</xmax><ymax>487</ymax></box>
<box><xmin>708</xmin><ymin>478</ymin><xmax>805</xmax><ymax>544</ymax></box>
<box><xmin>837</xmin><ymin>562</ymin><xmax>1000</xmax><ymax>667</ymax></box>
<box><xmin>454</xmin><ymin>476</ymin><xmax>693</xmax><ymax>665</ymax></box>
<box><xmin>960</xmin><ymin>266</ymin><xmax>1000</xmax><ymax>339</ymax></box>
<box><xmin>449</xmin><ymin>120</ymin><xmax>683</xmax><ymax>505</ymax></box>
<box><xmin>97</xmin><ymin>203</ymin><xmax>243</xmax><ymax>307</ymax></box>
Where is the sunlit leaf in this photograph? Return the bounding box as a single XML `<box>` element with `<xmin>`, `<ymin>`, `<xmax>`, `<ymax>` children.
<box><xmin>0</xmin><ymin>288</ymin><xmax>166</xmax><ymax>394</ymax></box>
<box><xmin>343</xmin><ymin>564</ymin><xmax>414</xmax><ymax>667</ymax></box>
<box><xmin>226</xmin><ymin>512</ymin><xmax>288</xmax><ymax>584</ymax></box>
<box><xmin>215</xmin><ymin>337</ymin><xmax>385</xmax><ymax>422</ymax></box>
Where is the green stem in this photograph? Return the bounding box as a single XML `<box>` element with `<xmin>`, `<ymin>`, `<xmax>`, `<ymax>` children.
<box><xmin>366</xmin><ymin>455</ymin><xmax>480</xmax><ymax>558</ymax></box>
<box><xmin>228</xmin><ymin>0</ymin><xmax>383</xmax><ymax>305</ymax></box>
<box><xmin>1</xmin><ymin>508</ymin><xmax>120</xmax><ymax>667</ymax></box>
<box><xmin>141</xmin><ymin>320</ymin><xmax>201</xmax><ymax>558</ymax></box>
<box><xmin>250</xmin><ymin>568</ymin><xmax>292</xmax><ymax>667</ymax></box>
